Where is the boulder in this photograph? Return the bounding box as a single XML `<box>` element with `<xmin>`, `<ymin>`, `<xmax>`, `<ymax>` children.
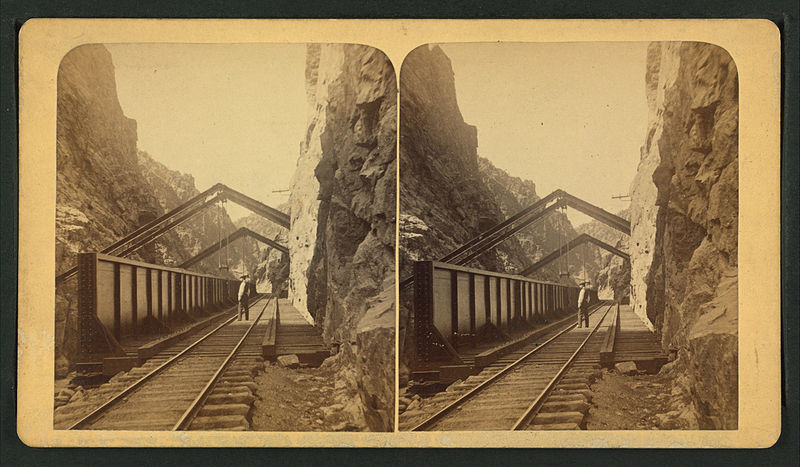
<box><xmin>354</xmin><ymin>282</ymin><xmax>395</xmax><ymax>432</ymax></box>
<box><xmin>55</xmin><ymin>355</ymin><xmax>70</xmax><ymax>379</ymax></box>
<box><xmin>615</xmin><ymin>361</ymin><xmax>638</xmax><ymax>375</ymax></box>
<box><xmin>276</xmin><ymin>355</ymin><xmax>300</xmax><ymax>369</ymax></box>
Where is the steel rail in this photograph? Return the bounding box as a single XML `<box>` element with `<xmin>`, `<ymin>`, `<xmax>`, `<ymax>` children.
<box><xmin>68</xmin><ymin>296</ymin><xmax>267</xmax><ymax>430</ymax></box>
<box><xmin>511</xmin><ymin>302</ymin><xmax>613</xmax><ymax>430</ymax></box>
<box><xmin>410</xmin><ymin>301</ymin><xmax>609</xmax><ymax>431</ymax></box>
<box><xmin>173</xmin><ymin>296</ymin><xmax>271</xmax><ymax>430</ymax></box>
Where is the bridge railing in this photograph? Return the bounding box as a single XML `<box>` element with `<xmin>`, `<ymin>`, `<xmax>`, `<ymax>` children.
<box><xmin>76</xmin><ymin>252</ymin><xmax>240</xmax><ymax>360</ymax></box>
<box><xmin>413</xmin><ymin>260</ymin><xmax>596</xmax><ymax>364</ymax></box>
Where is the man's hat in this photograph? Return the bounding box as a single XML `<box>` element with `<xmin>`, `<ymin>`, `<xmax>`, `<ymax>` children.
<box><xmin>240</xmin><ymin>273</ymin><xmax>249</xmax><ymax>279</ymax></box>
<box><xmin>580</xmin><ymin>281</ymin><xmax>589</xmax><ymax>286</ymax></box>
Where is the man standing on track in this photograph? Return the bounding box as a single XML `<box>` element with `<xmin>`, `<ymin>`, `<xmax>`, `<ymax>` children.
<box><xmin>577</xmin><ymin>282</ymin><xmax>590</xmax><ymax>328</ymax></box>
<box><xmin>238</xmin><ymin>274</ymin><xmax>250</xmax><ymax>321</ymax></box>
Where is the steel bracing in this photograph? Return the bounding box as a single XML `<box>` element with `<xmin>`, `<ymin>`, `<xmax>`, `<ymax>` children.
<box><xmin>57</xmin><ymin>183</ymin><xmax>289</xmax><ymax>285</ymax></box>
<box><xmin>519</xmin><ymin>233</ymin><xmax>629</xmax><ymax>276</ymax></box>
<box><xmin>401</xmin><ymin>189</ymin><xmax>630</xmax><ymax>288</ymax></box>
<box><xmin>178</xmin><ymin>227</ymin><xmax>288</xmax><ymax>269</ymax></box>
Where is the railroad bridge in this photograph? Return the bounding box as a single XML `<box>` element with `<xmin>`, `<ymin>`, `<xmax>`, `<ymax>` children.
<box><xmin>402</xmin><ymin>189</ymin><xmax>666</xmax><ymax>430</ymax></box>
<box><xmin>60</xmin><ymin>183</ymin><xmax>329</xmax><ymax>379</ymax></box>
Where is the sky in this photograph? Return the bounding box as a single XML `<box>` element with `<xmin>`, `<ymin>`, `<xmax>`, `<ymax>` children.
<box><xmin>439</xmin><ymin>42</ymin><xmax>650</xmax><ymax>226</ymax></box>
<box><xmin>106</xmin><ymin>43</ymin><xmax>307</xmax><ymax>221</ymax></box>
<box><xmin>105</xmin><ymin>42</ymin><xmax>649</xmax><ymax>227</ymax></box>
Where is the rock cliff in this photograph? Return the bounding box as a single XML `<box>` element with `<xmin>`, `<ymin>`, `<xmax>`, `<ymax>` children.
<box><xmin>288</xmin><ymin>44</ymin><xmax>396</xmax><ymax>431</ymax></box>
<box><xmin>55</xmin><ymin>44</ymin><xmax>245</xmax><ymax>375</ymax></box>
<box><xmin>630</xmin><ymin>42</ymin><xmax>738</xmax><ymax>429</ymax></box>
<box><xmin>399</xmin><ymin>46</ymin><xmax>531</xmax><ymax>279</ymax></box>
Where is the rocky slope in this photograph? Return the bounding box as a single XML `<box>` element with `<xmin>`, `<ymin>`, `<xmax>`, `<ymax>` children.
<box><xmin>55</xmin><ymin>44</ymin><xmax>245</xmax><ymax>375</ymax></box>
<box><xmin>137</xmin><ymin>150</ymin><xmax>252</xmax><ymax>275</ymax></box>
<box><xmin>629</xmin><ymin>42</ymin><xmax>738</xmax><ymax>429</ymax></box>
<box><xmin>287</xmin><ymin>44</ymin><xmax>396</xmax><ymax>431</ymax></box>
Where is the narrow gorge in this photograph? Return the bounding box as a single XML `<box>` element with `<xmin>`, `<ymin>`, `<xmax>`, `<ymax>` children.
<box><xmin>54</xmin><ymin>42</ymin><xmax>396</xmax><ymax>432</ymax></box>
<box><xmin>399</xmin><ymin>41</ymin><xmax>738</xmax><ymax>431</ymax></box>
<box><xmin>398</xmin><ymin>45</ymin><xmax>603</xmax><ymax>381</ymax></box>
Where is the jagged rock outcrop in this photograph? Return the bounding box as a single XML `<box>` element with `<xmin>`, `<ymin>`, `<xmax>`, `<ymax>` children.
<box><xmin>55</xmin><ymin>44</ymin><xmax>244</xmax><ymax>375</ymax></box>
<box><xmin>289</xmin><ymin>44</ymin><xmax>396</xmax><ymax>431</ymax></box>
<box><xmin>630</xmin><ymin>42</ymin><xmax>738</xmax><ymax>429</ymax></box>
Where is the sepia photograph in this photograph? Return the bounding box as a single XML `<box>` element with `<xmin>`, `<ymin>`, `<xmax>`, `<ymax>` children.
<box><xmin>15</xmin><ymin>18</ymin><xmax>781</xmax><ymax>449</ymax></box>
<box><xmin>51</xmin><ymin>42</ymin><xmax>396</xmax><ymax>432</ymax></box>
<box><xmin>398</xmin><ymin>41</ymin><xmax>739</xmax><ymax>431</ymax></box>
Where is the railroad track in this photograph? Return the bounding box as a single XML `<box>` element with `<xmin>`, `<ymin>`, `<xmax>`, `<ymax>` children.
<box><xmin>68</xmin><ymin>295</ymin><xmax>272</xmax><ymax>431</ymax></box>
<box><xmin>406</xmin><ymin>302</ymin><xmax>614</xmax><ymax>431</ymax></box>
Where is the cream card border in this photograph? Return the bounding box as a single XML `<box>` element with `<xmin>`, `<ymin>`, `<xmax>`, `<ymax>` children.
<box><xmin>18</xmin><ymin>18</ymin><xmax>781</xmax><ymax>448</ymax></box>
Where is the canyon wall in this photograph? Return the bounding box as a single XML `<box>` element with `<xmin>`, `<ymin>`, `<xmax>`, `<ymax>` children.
<box><xmin>55</xmin><ymin>44</ymin><xmax>243</xmax><ymax>375</ymax></box>
<box><xmin>288</xmin><ymin>44</ymin><xmax>396</xmax><ymax>431</ymax></box>
<box><xmin>399</xmin><ymin>46</ymin><xmax>530</xmax><ymax>280</ymax></box>
<box><xmin>630</xmin><ymin>42</ymin><xmax>738</xmax><ymax>429</ymax></box>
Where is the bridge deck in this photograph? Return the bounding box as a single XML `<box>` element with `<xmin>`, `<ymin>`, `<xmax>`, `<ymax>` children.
<box><xmin>275</xmin><ymin>299</ymin><xmax>329</xmax><ymax>367</ymax></box>
<box><xmin>613</xmin><ymin>305</ymin><xmax>668</xmax><ymax>372</ymax></box>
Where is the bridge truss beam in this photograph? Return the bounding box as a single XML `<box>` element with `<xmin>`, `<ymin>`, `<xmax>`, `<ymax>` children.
<box><xmin>56</xmin><ymin>183</ymin><xmax>289</xmax><ymax>285</ymax></box>
<box><xmin>520</xmin><ymin>233</ymin><xmax>629</xmax><ymax>277</ymax></box>
<box><xmin>400</xmin><ymin>189</ymin><xmax>630</xmax><ymax>289</ymax></box>
<box><xmin>179</xmin><ymin>227</ymin><xmax>288</xmax><ymax>269</ymax></box>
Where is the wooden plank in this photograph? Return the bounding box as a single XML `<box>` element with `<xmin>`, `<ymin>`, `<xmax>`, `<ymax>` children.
<box><xmin>260</xmin><ymin>299</ymin><xmax>278</xmax><ymax>358</ymax></box>
<box><xmin>599</xmin><ymin>303</ymin><xmax>619</xmax><ymax>367</ymax></box>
